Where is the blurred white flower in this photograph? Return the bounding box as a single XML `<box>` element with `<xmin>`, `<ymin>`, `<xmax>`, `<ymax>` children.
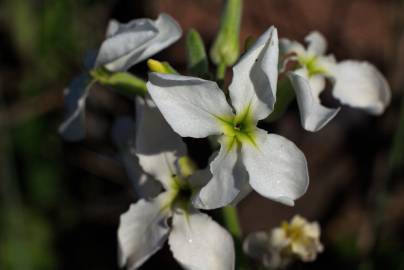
<box><xmin>59</xmin><ymin>13</ymin><xmax>182</xmax><ymax>141</ymax></box>
<box><xmin>243</xmin><ymin>215</ymin><xmax>323</xmax><ymax>269</ymax></box>
<box><xmin>147</xmin><ymin>26</ymin><xmax>309</xmax><ymax>209</ymax></box>
<box><xmin>117</xmin><ymin>98</ymin><xmax>235</xmax><ymax>270</ymax></box>
<box><xmin>281</xmin><ymin>31</ymin><xmax>391</xmax><ymax>131</ymax></box>
<box><xmin>95</xmin><ymin>13</ymin><xmax>181</xmax><ymax>72</ymax></box>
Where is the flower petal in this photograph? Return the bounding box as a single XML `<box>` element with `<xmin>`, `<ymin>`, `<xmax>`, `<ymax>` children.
<box><xmin>192</xmin><ymin>138</ymin><xmax>248</xmax><ymax>209</ymax></box>
<box><xmin>305</xmin><ymin>31</ymin><xmax>327</xmax><ymax>56</ymax></box>
<box><xmin>95</xmin><ymin>13</ymin><xmax>182</xmax><ymax>71</ymax></box>
<box><xmin>147</xmin><ymin>73</ymin><xmax>234</xmax><ymax>138</ymax></box>
<box><xmin>330</xmin><ymin>60</ymin><xmax>391</xmax><ymax>114</ymax></box>
<box><xmin>58</xmin><ymin>74</ymin><xmax>92</xmax><ymax>141</ymax></box>
<box><xmin>279</xmin><ymin>38</ymin><xmax>306</xmax><ymax>57</ymax></box>
<box><xmin>243</xmin><ymin>231</ymin><xmax>271</xmax><ymax>261</ymax></box>
<box><xmin>188</xmin><ymin>168</ymin><xmax>211</xmax><ymax>190</ymax></box>
<box><xmin>112</xmin><ymin>117</ymin><xmax>162</xmax><ymax>198</ymax></box>
<box><xmin>135</xmin><ymin>97</ymin><xmax>187</xmax><ymax>189</ymax></box>
<box><xmin>169</xmin><ymin>211</ymin><xmax>235</xmax><ymax>270</ymax></box>
<box><xmin>229</xmin><ymin>26</ymin><xmax>279</xmax><ymax>121</ymax></box>
<box><xmin>242</xmin><ymin>131</ymin><xmax>309</xmax><ymax>206</ymax></box>
<box><xmin>289</xmin><ymin>72</ymin><xmax>340</xmax><ymax>132</ymax></box>
<box><xmin>118</xmin><ymin>192</ymin><xmax>171</xmax><ymax>269</ymax></box>
<box><xmin>309</xmin><ymin>75</ymin><xmax>326</xmax><ymax>101</ymax></box>
<box><xmin>230</xmin><ymin>181</ymin><xmax>253</xmax><ymax>206</ymax></box>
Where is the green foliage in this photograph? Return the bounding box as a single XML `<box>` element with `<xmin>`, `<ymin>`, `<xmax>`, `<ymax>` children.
<box><xmin>186</xmin><ymin>29</ymin><xmax>210</xmax><ymax>78</ymax></box>
<box><xmin>0</xmin><ymin>207</ymin><xmax>56</xmax><ymax>270</ymax></box>
<box><xmin>91</xmin><ymin>68</ymin><xmax>148</xmax><ymax>96</ymax></box>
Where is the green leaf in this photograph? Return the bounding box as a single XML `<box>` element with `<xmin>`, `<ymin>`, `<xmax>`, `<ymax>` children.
<box><xmin>90</xmin><ymin>68</ymin><xmax>147</xmax><ymax>96</ymax></box>
<box><xmin>186</xmin><ymin>29</ymin><xmax>210</xmax><ymax>78</ymax></box>
<box><xmin>210</xmin><ymin>0</ymin><xmax>242</xmax><ymax>67</ymax></box>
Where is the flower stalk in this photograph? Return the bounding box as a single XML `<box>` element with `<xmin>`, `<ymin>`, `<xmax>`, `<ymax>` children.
<box><xmin>221</xmin><ymin>206</ymin><xmax>248</xmax><ymax>270</ymax></box>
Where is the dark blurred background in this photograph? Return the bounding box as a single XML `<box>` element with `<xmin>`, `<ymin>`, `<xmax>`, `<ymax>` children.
<box><xmin>0</xmin><ymin>0</ymin><xmax>403</xmax><ymax>269</ymax></box>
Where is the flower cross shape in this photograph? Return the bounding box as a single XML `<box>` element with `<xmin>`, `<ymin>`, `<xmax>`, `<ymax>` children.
<box><xmin>147</xmin><ymin>27</ymin><xmax>309</xmax><ymax>209</ymax></box>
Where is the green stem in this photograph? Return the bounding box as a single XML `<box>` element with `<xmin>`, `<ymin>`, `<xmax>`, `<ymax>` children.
<box><xmin>216</xmin><ymin>62</ymin><xmax>227</xmax><ymax>89</ymax></box>
<box><xmin>221</xmin><ymin>206</ymin><xmax>249</xmax><ymax>270</ymax></box>
<box><xmin>222</xmin><ymin>206</ymin><xmax>242</xmax><ymax>237</ymax></box>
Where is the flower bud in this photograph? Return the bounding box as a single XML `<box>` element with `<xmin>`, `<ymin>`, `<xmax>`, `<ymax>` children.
<box><xmin>147</xmin><ymin>59</ymin><xmax>177</xmax><ymax>74</ymax></box>
<box><xmin>210</xmin><ymin>0</ymin><xmax>242</xmax><ymax>66</ymax></box>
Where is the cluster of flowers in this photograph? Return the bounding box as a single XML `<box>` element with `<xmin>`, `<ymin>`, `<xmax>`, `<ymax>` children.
<box><xmin>59</xmin><ymin>11</ymin><xmax>390</xmax><ymax>270</ymax></box>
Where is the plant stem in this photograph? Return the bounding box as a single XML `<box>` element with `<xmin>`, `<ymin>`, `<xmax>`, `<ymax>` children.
<box><xmin>216</xmin><ymin>62</ymin><xmax>227</xmax><ymax>89</ymax></box>
<box><xmin>222</xmin><ymin>206</ymin><xmax>242</xmax><ymax>237</ymax></box>
<box><xmin>221</xmin><ymin>206</ymin><xmax>249</xmax><ymax>270</ymax></box>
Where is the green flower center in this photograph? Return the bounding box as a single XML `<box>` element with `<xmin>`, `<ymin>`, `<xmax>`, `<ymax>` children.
<box><xmin>163</xmin><ymin>157</ymin><xmax>198</xmax><ymax>212</ymax></box>
<box><xmin>298</xmin><ymin>55</ymin><xmax>327</xmax><ymax>77</ymax></box>
<box><xmin>217</xmin><ymin>105</ymin><xmax>258</xmax><ymax>151</ymax></box>
<box><xmin>170</xmin><ymin>175</ymin><xmax>194</xmax><ymax>211</ymax></box>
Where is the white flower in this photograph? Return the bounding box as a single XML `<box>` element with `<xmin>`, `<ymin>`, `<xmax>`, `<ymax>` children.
<box><xmin>59</xmin><ymin>13</ymin><xmax>182</xmax><ymax>141</ymax></box>
<box><xmin>95</xmin><ymin>13</ymin><xmax>182</xmax><ymax>72</ymax></box>
<box><xmin>147</xmin><ymin>26</ymin><xmax>309</xmax><ymax>209</ymax></box>
<box><xmin>118</xmin><ymin>98</ymin><xmax>235</xmax><ymax>270</ymax></box>
<box><xmin>281</xmin><ymin>31</ymin><xmax>391</xmax><ymax>131</ymax></box>
<box><xmin>243</xmin><ymin>215</ymin><xmax>323</xmax><ymax>269</ymax></box>
<box><xmin>111</xmin><ymin>117</ymin><xmax>161</xmax><ymax>198</ymax></box>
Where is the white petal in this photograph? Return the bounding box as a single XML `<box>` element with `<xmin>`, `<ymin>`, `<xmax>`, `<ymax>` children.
<box><xmin>169</xmin><ymin>211</ymin><xmax>235</xmax><ymax>270</ymax></box>
<box><xmin>293</xmin><ymin>68</ymin><xmax>326</xmax><ymax>101</ymax></box>
<box><xmin>330</xmin><ymin>60</ymin><xmax>391</xmax><ymax>114</ymax></box>
<box><xmin>112</xmin><ymin>117</ymin><xmax>162</xmax><ymax>197</ymax></box>
<box><xmin>135</xmin><ymin>97</ymin><xmax>187</xmax><ymax>189</ymax></box>
<box><xmin>229</xmin><ymin>27</ymin><xmax>279</xmax><ymax>121</ymax></box>
<box><xmin>105</xmin><ymin>19</ymin><xmax>120</xmax><ymax>37</ymax></box>
<box><xmin>58</xmin><ymin>74</ymin><xmax>92</xmax><ymax>141</ymax></box>
<box><xmin>309</xmin><ymin>75</ymin><xmax>326</xmax><ymax>101</ymax></box>
<box><xmin>289</xmin><ymin>72</ymin><xmax>340</xmax><ymax>132</ymax></box>
<box><xmin>305</xmin><ymin>31</ymin><xmax>327</xmax><ymax>56</ymax></box>
<box><xmin>192</xmin><ymin>138</ymin><xmax>248</xmax><ymax>209</ymax></box>
<box><xmin>279</xmin><ymin>38</ymin><xmax>306</xmax><ymax>56</ymax></box>
<box><xmin>242</xmin><ymin>131</ymin><xmax>309</xmax><ymax>206</ymax></box>
<box><xmin>147</xmin><ymin>73</ymin><xmax>234</xmax><ymax>138</ymax></box>
<box><xmin>188</xmin><ymin>168</ymin><xmax>211</xmax><ymax>190</ymax></box>
<box><xmin>122</xmin><ymin>159</ymin><xmax>162</xmax><ymax>198</ymax></box>
<box><xmin>95</xmin><ymin>13</ymin><xmax>182</xmax><ymax>71</ymax></box>
<box><xmin>243</xmin><ymin>231</ymin><xmax>270</xmax><ymax>261</ymax></box>
<box><xmin>317</xmin><ymin>54</ymin><xmax>337</xmax><ymax>73</ymax></box>
<box><xmin>230</xmin><ymin>181</ymin><xmax>253</xmax><ymax>206</ymax></box>
<box><xmin>118</xmin><ymin>192</ymin><xmax>171</xmax><ymax>269</ymax></box>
